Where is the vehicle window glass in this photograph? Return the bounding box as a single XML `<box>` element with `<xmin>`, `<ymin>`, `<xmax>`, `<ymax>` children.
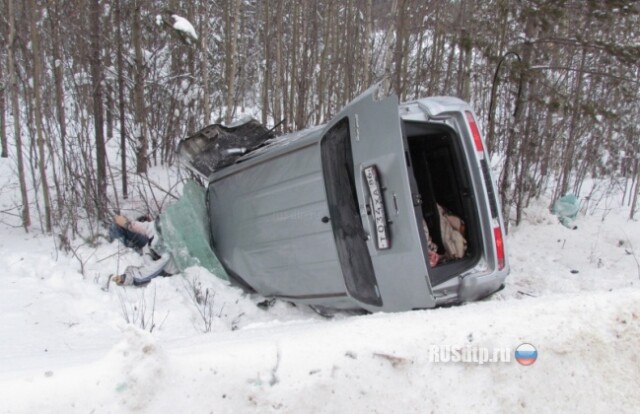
<box><xmin>321</xmin><ymin>118</ymin><xmax>381</xmax><ymax>306</ymax></box>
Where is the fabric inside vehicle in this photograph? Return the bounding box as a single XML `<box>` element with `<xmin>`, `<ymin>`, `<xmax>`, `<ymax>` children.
<box><xmin>405</xmin><ymin>121</ymin><xmax>481</xmax><ymax>286</ymax></box>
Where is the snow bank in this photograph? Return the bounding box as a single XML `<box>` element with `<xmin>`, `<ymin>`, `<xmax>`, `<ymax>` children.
<box><xmin>0</xmin><ymin>229</ymin><xmax>319</xmax><ymax>381</ymax></box>
<box><xmin>505</xmin><ymin>197</ymin><xmax>639</xmax><ymax>298</ymax></box>
<box><xmin>2</xmin><ymin>289</ymin><xmax>639</xmax><ymax>413</ymax></box>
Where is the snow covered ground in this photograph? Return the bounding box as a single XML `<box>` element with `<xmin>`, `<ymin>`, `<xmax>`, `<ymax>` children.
<box><xmin>0</xmin><ymin>159</ymin><xmax>639</xmax><ymax>412</ymax></box>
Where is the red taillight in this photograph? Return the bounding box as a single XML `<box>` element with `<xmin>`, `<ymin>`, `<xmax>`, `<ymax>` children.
<box><xmin>494</xmin><ymin>227</ymin><xmax>505</xmax><ymax>270</ymax></box>
<box><xmin>465</xmin><ymin>111</ymin><xmax>484</xmax><ymax>152</ymax></box>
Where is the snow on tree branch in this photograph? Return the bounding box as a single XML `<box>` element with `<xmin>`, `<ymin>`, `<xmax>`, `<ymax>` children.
<box><xmin>158</xmin><ymin>11</ymin><xmax>198</xmax><ymax>45</ymax></box>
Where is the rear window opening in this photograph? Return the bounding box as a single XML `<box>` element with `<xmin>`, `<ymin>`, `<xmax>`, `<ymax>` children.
<box><xmin>404</xmin><ymin>121</ymin><xmax>482</xmax><ymax>286</ymax></box>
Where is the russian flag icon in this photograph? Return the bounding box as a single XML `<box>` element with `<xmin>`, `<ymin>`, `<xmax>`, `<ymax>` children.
<box><xmin>515</xmin><ymin>343</ymin><xmax>538</xmax><ymax>366</ymax></box>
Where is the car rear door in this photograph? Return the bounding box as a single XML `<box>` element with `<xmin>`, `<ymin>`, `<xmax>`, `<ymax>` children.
<box><xmin>320</xmin><ymin>83</ymin><xmax>436</xmax><ymax>311</ymax></box>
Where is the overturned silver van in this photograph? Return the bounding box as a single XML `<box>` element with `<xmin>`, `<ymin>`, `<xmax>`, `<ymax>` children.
<box><xmin>180</xmin><ymin>84</ymin><xmax>509</xmax><ymax>313</ymax></box>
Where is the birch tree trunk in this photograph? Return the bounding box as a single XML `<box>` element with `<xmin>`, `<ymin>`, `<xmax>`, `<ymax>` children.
<box><xmin>294</xmin><ymin>2</ymin><xmax>310</xmax><ymax>130</ymax></box>
<box><xmin>200</xmin><ymin>2</ymin><xmax>211</xmax><ymax>125</ymax></box>
<box><xmin>0</xmin><ymin>62</ymin><xmax>7</xmax><ymax>158</ymax></box>
<box><xmin>261</xmin><ymin>0</ymin><xmax>271</xmax><ymax>126</ymax></box>
<box><xmin>316</xmin><ymin>0</ymin><xmax>332</xmax><ymax>124</ymax></box>
<box><xmin>28</xmin><ymin>0</ymin><xmax>52</xmax><ymax>232</ymax></box>
<box><xmin>428</xmin><ymin>2</ymin><xmax>444</xmax><ymax>95</ymax></box>
<box><xmin>115</xmin><ymin>0</ymin><xmax>127</xmax><ymax>198</ymax></box>
<box><xmin>630</xmin><ymin>159</ymin><xmax>639</xmax><ymax>220</ymax></box>
<box><xmin>394</xmin><ymin>0</ymin><xmax>409</xmax><ymax>99</ymax></box>
<box><xmin>289</xmin><ymin>0</ymin><xmax>299</xmax><ymax>129</ymax></box>
<box><xmin>90</xmin><ymin>0</ymin><xmax>107</xmax><ymax>219</ymax></box>
<box><xmin>133</xmin><ymin>1</ymin><xmax>148</xmax><ymax>174</ymax></box>
<box><xmin>273</xmin><ymin>0</ymin><xmax>284</xmax><ymax>129</ymax></box>
<box><xmin>7</xmin><ymin>0</ymin><xmax>31</xmax><ymax>230</ymax></box>
<box><xmin>224</xmin><ymin>0</ymin><xmax>240</xmax><ymax>124</ymax></box>
<box><xmin>383</xmin><ymin>0</ymin><xmax>398</xmax><ymax>87</ymax></box>
<box><xmin>49</xmin><ymin>0</ymin><xmax>68</xmax><ymax>177</ymax></box>
<box><xmin>363</xmin><ymin>0</ymin><xmax>373</xmax><ymax>88</ymax></box>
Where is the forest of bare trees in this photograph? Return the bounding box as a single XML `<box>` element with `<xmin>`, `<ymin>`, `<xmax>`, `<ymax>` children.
<box><xmin>0</xmin><ymin>0</ymin><xmax>639</xmax><ymax>242</ymax></box>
